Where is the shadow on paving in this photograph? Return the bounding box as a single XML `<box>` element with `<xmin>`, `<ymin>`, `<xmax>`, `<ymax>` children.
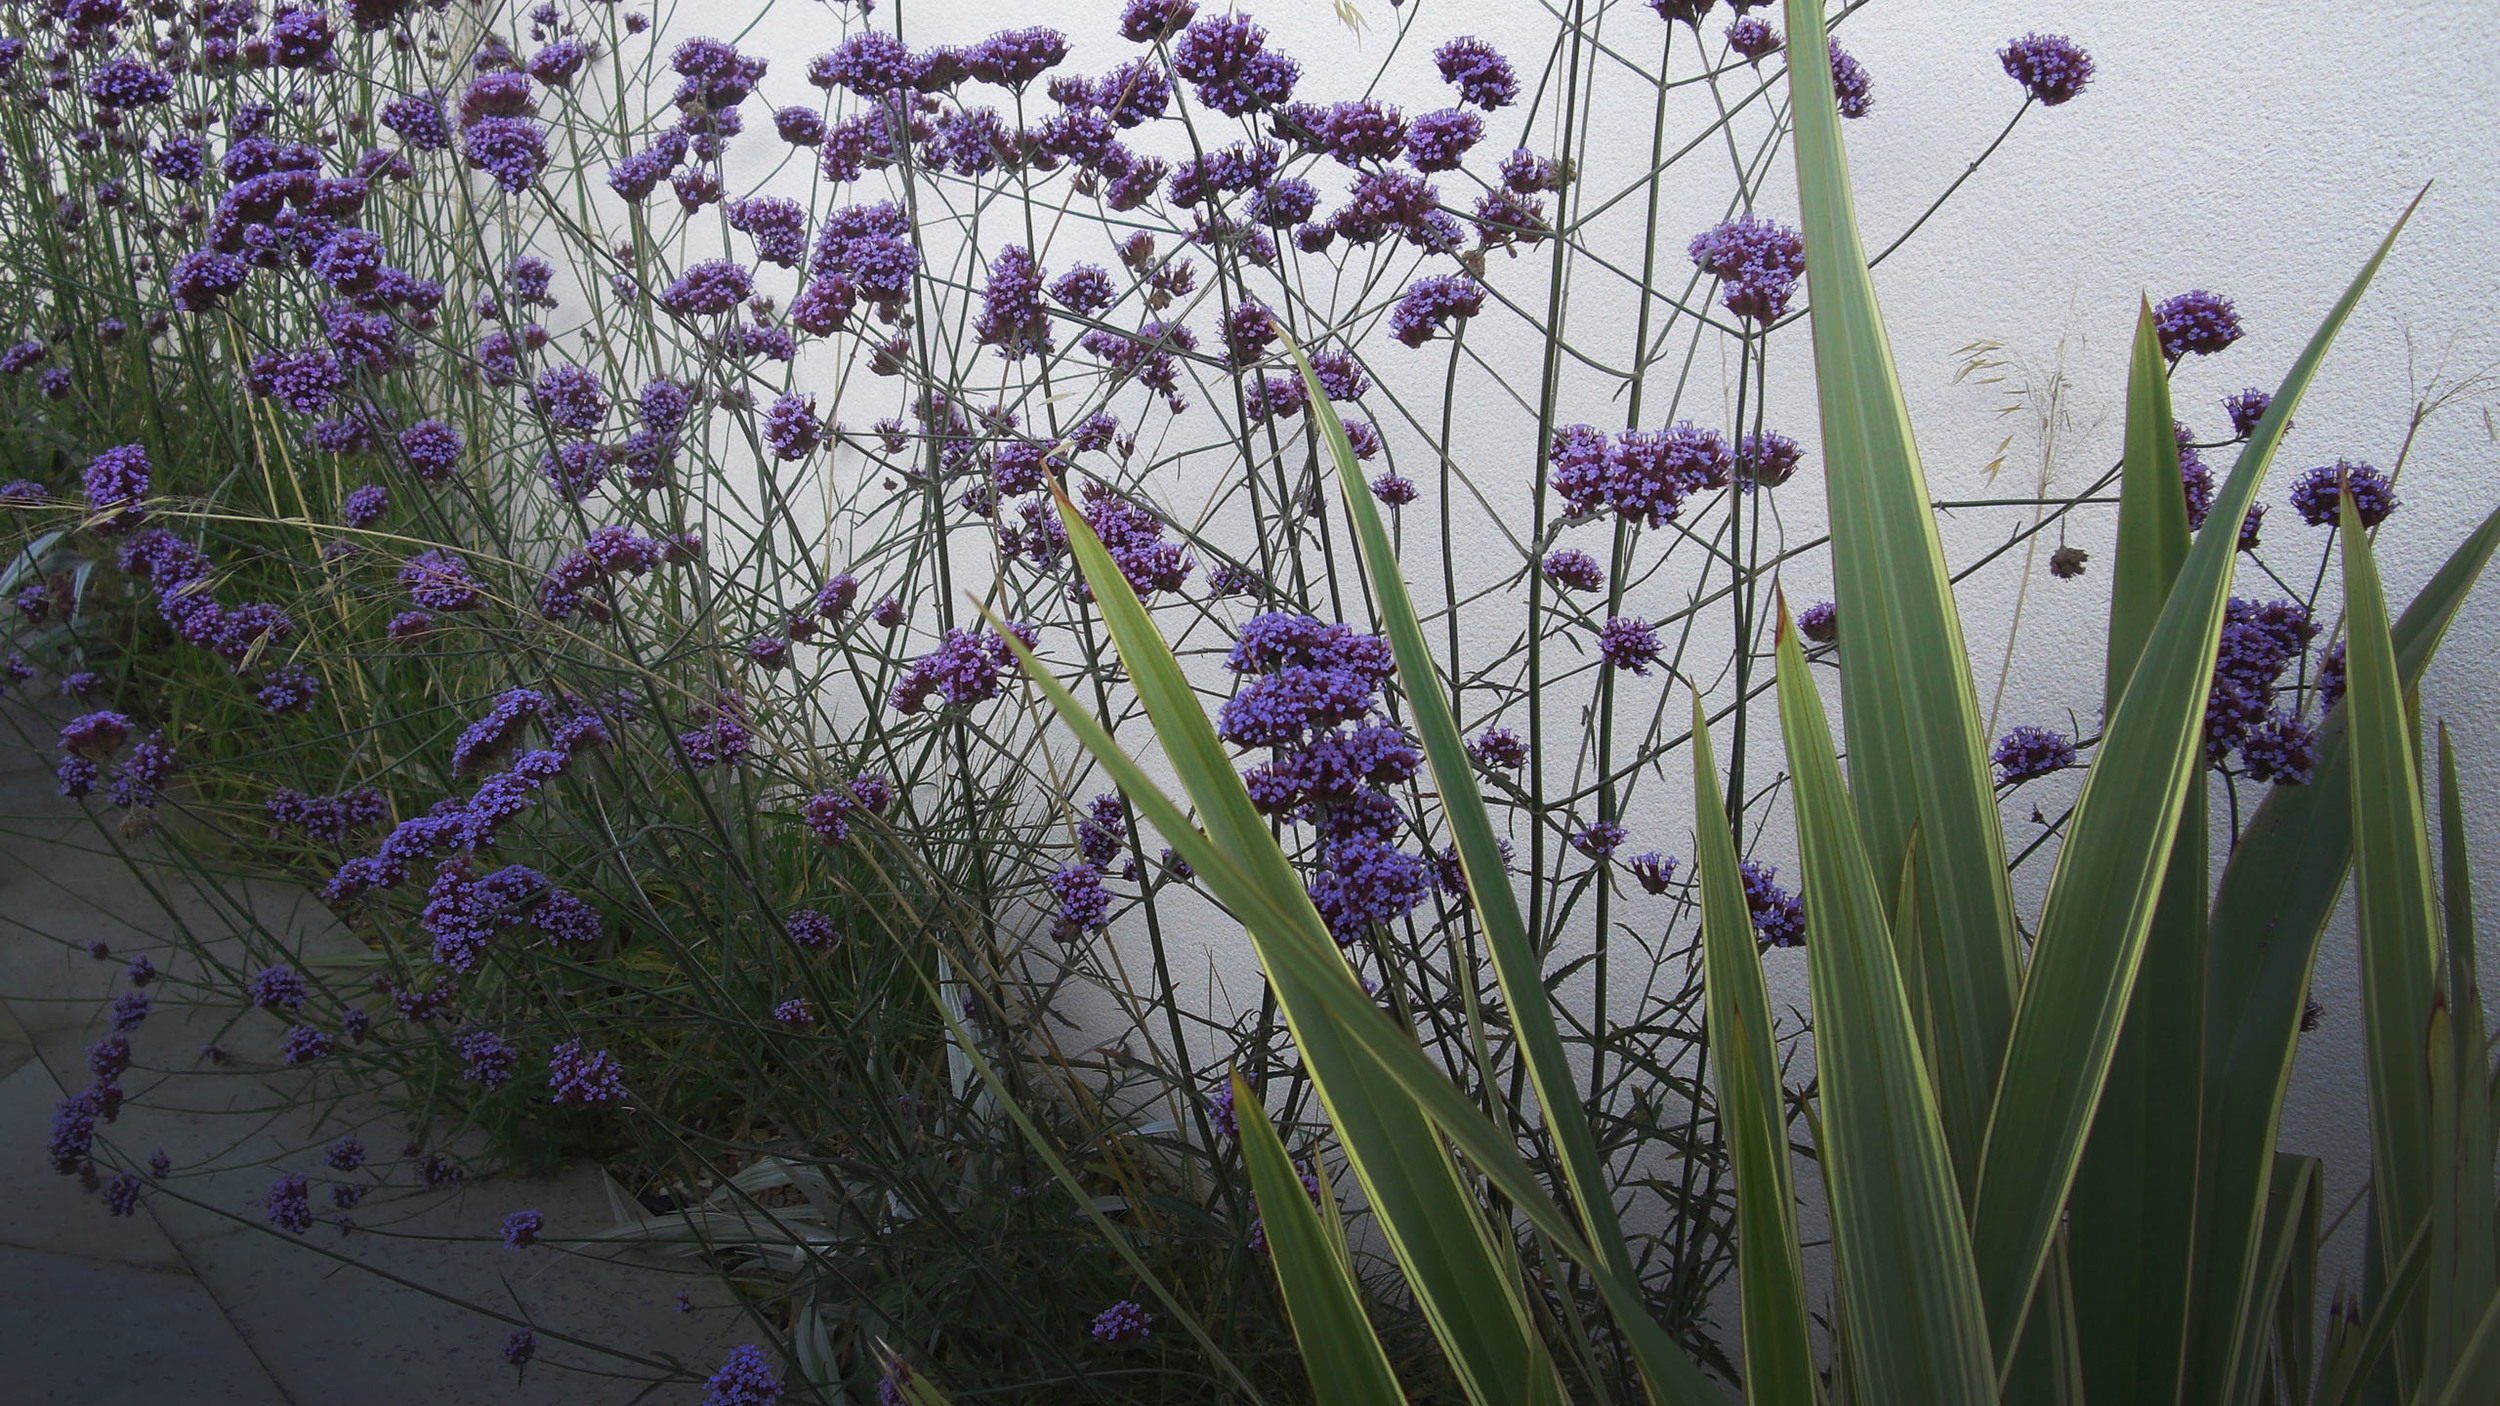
<box><xmin>0</xmin><ymin>736</ymin><xmax>752</xmax><ymax>1405</ymax></box>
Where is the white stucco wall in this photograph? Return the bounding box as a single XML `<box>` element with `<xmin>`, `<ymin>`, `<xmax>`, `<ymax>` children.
<box><xmin>674</xmin><ymin>0</ymin><xmax>2498</xmax><ymax>1344</ymax></box>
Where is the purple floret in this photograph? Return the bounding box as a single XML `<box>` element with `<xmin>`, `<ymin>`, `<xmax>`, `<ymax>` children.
<box><xmin>1689</xmin><ymin>215</ymin><xmax>1805</xmax><ymax>322</ymax></box>
<box><xmin>2289</xmin><ymin>460</ymin><xmax>2397</xmax><ymax>528</ymax></box>
<box><xmin>1992</xmin><ymin>724</ymin><xmax>2076</xmax><ymax>784</ymax></box>
<box><xmin>1389</xmin><ymin>275</ymin><xmax>1483</xmax><ymax>348</ymax></box>
<box><xmin>1091</xmin><ymin>1299</ymin><xmax>1154</xmax><ymax>1345</ymax></box>
<box><xmin>2000</xmin><ymin>33</ymin><xmax>2094</xmax><ymax>106</ymax></box>
<box><xmin>700</xmin><ymin>1345</ymin><xmax>783</xmax><ymax>1406</ymax></box>
<box><xmin>1599</xmin><ymin>616</ymin><xmax>1662</xmax><ymax>674</ymax></box>
<box><xmin>2154</xmin><ymin>290</ymin><xmax>2243</xmax><ymax>359</ymax></box>
<box><xmin>1435</xmin><ymin>37</ymin><xmax>1518</xmax><ymax>110</ymax></box>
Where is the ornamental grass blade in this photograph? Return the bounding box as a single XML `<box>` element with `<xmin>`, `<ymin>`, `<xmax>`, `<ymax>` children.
<box><xmin>2341</xmin><ymin>485</ymin><xmax>2444</xmax><ymax>1398</ymax></box>
<box><xmin>1691</xmin><ymin>695</ymin><xmax>1821</xmax><ymax>1406</ymax></box>
<box><xmin>1783</xmin><ymin>0</ymin><xmax>2019</xmax><ymax>1187</ymax></box>
<box><xmin>1231</xmin><ymin>1068</ymin><xmax>1407</xmax><ymax>1406</ymax></box>
<box><xmin>2190</xmin><ymin>495</ymin><xmax>2499</xmax><ymax>1406</ymax></box>
<box><xmin>1281</xmin><ymin>327</ymin><xmax>1638</xmax><ymax>1293</ymax></box>
<box><xmin>2427</xmin><ymin>724</ymin><xmax>2494</xmax><ymax>1394</ymax></box>
<box><xmin>1772</xmin><ymin>606</ymin><xmax>1995</xmax><ymax>1405</ymax></box>
<box><xmin>989</xmin><ymin>576</ymin><xmax>1718</xmax><ymax>1406</ymax></box>
<box><xmin>1020</xmin><ymin>482</ymin><xmax>1567</xmax><ymax>1406</ymax></box>
<box><xmin>2067</xmin><ymin>300</ymin><xmax>2205</xmax><ymax>1406</ymax></box>
<box><xmin>1968</xmin><ymin>197</ymin><xmax>2423</xmax><ymax>1376</ymax></box>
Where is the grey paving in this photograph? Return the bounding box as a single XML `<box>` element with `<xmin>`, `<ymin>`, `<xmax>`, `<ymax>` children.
<box><xmin>0</xmin><ymin>736</ymin><xmax>749</xmax><ymax>1404</ymax></box>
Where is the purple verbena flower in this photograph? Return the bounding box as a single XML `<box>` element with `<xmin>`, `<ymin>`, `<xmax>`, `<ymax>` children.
<box><xmin>1992</xmin><ymin>724</ymin><xmax>2076</xmax><ymax>784</ymax></box>
<box><xmin>548</xmin><ymin>1040</ymin><xmax>626</xmax><ymax>1105</ymax></box>
<box><xmin>1598</xmin><ymin>616</ymin><xmax>1662</xmax><ymax>674</ymax></box>
<box><xmin>2000</xmin><ymin>33</ymin><xmax>2094</xmax><ymax>106</ymax></box>
<box><xmin>1090</xmin><ymin>1299</ymin><xmax>1153</xmax><ymax>1345</ymax></box>
<box><xmin>2289</xmin><ymin>460</ymin><xmax>2397</xmax><ymax>528</ymax></box>
<box><xmin>2154</xmin><ymin>290</ymin><xmax>2243</xmax><ymax>359</ymax></box>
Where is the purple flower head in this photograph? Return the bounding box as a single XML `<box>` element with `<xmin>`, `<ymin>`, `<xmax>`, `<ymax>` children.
<box><xmin>1993</xmin><ymin>724</ymin><xmax>2076</xmax><ymax>785</ymax></box>
<box><xmin>1120</xmin><ymin>0</ymin><xmax>1198</xmax><ymax>42</ymax></box>
<box><xmin>49</xmin><ymin>1088</ymin><xmax>100</xmax><ymax>1175</ymax></box>
<box><xmin>264</xmin><ymin>1172</ymin><xmax>313</xmax><ymax>1234</ymax></box>
<box><xmin>1690</xmin><ymin>215</ymin><xmax>1804</xmax><ymax>322</ymax></box>
<box><xmin>1632</xmin><ymin>851</ymin><xmax>1679</xmax><ymax>894</ymax></box>
<box><xmin>1829</xmin><ymin>41</ymin><xmax>1872</xmax><ymax>118</ymax></box>
<box><xmin>1572</xmin><ymin>821</ymin><xmax>1628</xmax><ymax>861</ymax></box>
<box><xmin>810</xmin><ymin>32</ymin><xmax>917</xmax><ymax>97</ymax></box>
<box><xmin>2319</xmin><ymin>641</ymin><xmax>2348</xmax><ymax>714</ymax></box>
<box><xmin>280</xmin><ymin>1024</ymin><xmax>333</xmax><ymax>1064</ymax></box>
<box><xmin>1742</xmin><ymin>860</ymin><xmax>1807</xmax><ymax>947</ymax></box>
<box><xmin>310</xmin><ymin>227</ymin><xmax>386</xmax><ymax>295</ymax></box>
<box><xmin>2241</xmin><ymin>712</ymin><xmax>2318</xmax><ymax>786</ymax></box>
<box><xmin>1048</xmin><ymin>862</ymin><xmax>1111</xmax><ymax>937</ymax></box>
<box><xmin>976</xmin><ymin>245</ymin><xmax>1053</xmax><ymax>360</ymax></box>
<box><xmin>966</xmin><ymin>27</ymin><xmax>1068</xmax><ymax>89</ymax></box>
<box><xmin>768</xmin><ymin>105</ymin><xmax>827</xmax><ymax>151</ymax></box>
<box><xmin>773</xmin><ymin>997</ymin><xmax>814</xmax><ymax>1028</ymax></box>
<box><xmin>501</xmin><ymin>1208</ymin><xmax>544</xmax><ymax>1249</ymax></box>
<box><xmin>2224</xmin><ymin>388</ymin><xmax>2273</xmax><ymax>439</ymax></box>
<box><xmin>2155</xmin><ymin>290</ymin><xmax>2243</xmax><ymax>359</ymax></box>
<box><xmin>82</xmin><ymin>443</ymin><xmax>152</xmax><ymax>527</ymax></box>
<box><xmin>324</xmin><ymin>1135</ymin><xmax>366</xmax><ymax>1171</ymax></box>
<box><xmin>502</xmin><ymin>1330</ymin><xmax>536</xmax><ymax>1366</ymax></box>
<box><xmin>785</xmin><ymin>909</ymin><xmax>838</xmax><ymax>949</ymax></box>
<box><xmin>455</xmin><ymin>1027</ymin><xmax>520</xmax><ymax>1087</ymax></box>
<box><xmin>673</xmin><ymin>36</ymin><xmax>769</xmax><ymax>110</ymax></box>
<box><xmin>1604</xmin><ymin>422</ymin><xmax>1731</xmax><ymax>527</ymax></box>
<box><xmin>1738</xmin><ymin>432</ymin><xmax>1802</xmax><ymax>489</ymax></box>
<box><xmin>61</xmin><ymin>711</ymin><xmax>133</xmax><ymax>759</ymax></box>
<box><xmin>608</xmin><ymin>131</ymin><xmax>688</xmax><ymax>201</ymax></box>
<box><xmin>2000</xmin><ymin>34</ymin><xmax>2093</xmax><ymax>106</ymax></box>
<box><xmin>1091</xmin><ymin>1299</ymin><xmax>1154</xmax><ymax>1345</ymax></box>
<box><xmin>533</xmin><ymin>366</ymin><xmax>608</xmax><ymax>433</ymax></box>
<box><xmin>1727</xmin><ymin>15</ymin><xmax>1781</xmax><ymax>60</ymax></box>
<box><xmin>464</xmin><ymin>116</ymin><xmax>549</xmax><ymax>193</ymax></box>
<box><xmin>401</xmin><ymin>551</ymin><xmax>485</xmax><ymax>613</ymax></box>
<box><xmin>1599</xmin><ymin>616</ymin><xmax>1662</xmax><ymax>675</ymax></box>
<box><xmin>1404</xmin><ymin>108</ymin><xmax>1483</xmax><ymax>173</ymax></box>
<box><xmin>1369</xmin><ymin>473</ymin><xmax>1416</xmax><ymax>506</ymax></box>
<box><xmin>2290</xmin><ymin>460</ymin><xmax>2397</xmax><ymax>528</ymax></box>
<box><xmin>764</xmin><ymin>392</ymin><xmax>822</xmax><ymax>460</ymax></box>
<box><xmin>659</xmin><ymin>260</ymin><xmax>754</xmax><ymax>319</ymax></box>
<box><xmin>87</xmin><ymin>58</ymin><xmax>176</xmax><ymax>109</ymax></box>
<box><xmin>270</xmin><ymin>7</ymin><xmax>335</xmax><ymax>68</ymax></box>
<box><xmin>1468</xmin><ymin>727</ymin><xmax>1529</xmax><ymax>772</ymax></box>
<box><xmin>529</xmin><ymin>38</ymin><xmax>589</xmax><ymax>87</ymax></box>
<box><xmin>111</xmin><ymin>990</ymin><xmax>153</xmax><ymax>1033</ymax></box>
<box><xmin>548</xmin><ymin>1040</ymin><xmax>625</xmax><ymax>1105</ymax></box>
<box><xmin>382</xmin><ymin>418</ymin><xmax>460</xmax><ymax>482</ymax></box>
<box><xmin>341</xmin><ymin>483</ymin><xmax>388</xmax><ymax>529</ymax></box>
<box><xmin>1435</xmin><ymin>37</ymin><xmax>1518</xmax><ymax>109</ymax></box>
<box><xmin>1389</xmin><ymin>275</ymin><xmax>1484</xmax><ymax>348</ymax></box>
<box><xmin>248</xmin><ymin>348</ymin><xmax>345</xmax><ymax>416</ymax></box>
<box><xmin>1798</xmin><ymin>601</ymin><xmax>1839</xmax><ymax>645</ymax></box>
<box><xmin>701</xmin><ymin>1345</ymin><xmax>782</xmax><ymax>1406</ymax></box>
<box><xmin>1543</xmin><ymin>549</ymin><xmax>1604</xmax><ymax>592</ymax></box>
<box><xmin>1172</xmin><ymin>11</ymin><xmax>1299</xmax><ymax>116</ymax></box>
<box><xmin>381</xmin><ymin>91</ymin><xmax>451</xmax><ymax>151</ymax></box>
<box><xmin>104</xmin><ymin>1174</ymin><xmax>141</xmax><ymax>1216</ymax></box>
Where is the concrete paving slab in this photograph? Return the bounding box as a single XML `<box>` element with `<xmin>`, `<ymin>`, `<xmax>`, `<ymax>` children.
<box><xmin>0</xmin><ymin>1242</ymin><xmax>290</xmax><ymax>1406</ymax></box>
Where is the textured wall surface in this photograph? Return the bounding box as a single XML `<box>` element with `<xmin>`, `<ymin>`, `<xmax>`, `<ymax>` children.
<box><xmin>689</xmin><ymin>0</ymin><xmax>2500</xmax><ymax>1324</ymax></box>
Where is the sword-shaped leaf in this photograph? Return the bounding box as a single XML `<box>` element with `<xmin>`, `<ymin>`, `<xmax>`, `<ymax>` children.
<box><xmin>1282</xmin><ymin>327</ymin><xmax>1640</xmax><ymax>1297</ymax></box>
<box><xmin>1968</xmin><ymin>198</ymin><xmax>2423</xmax><ymax>1374</ymax></box>
<box><xmin>2341</xmin><ymin>485</ymin><xmax>2444</xmax><ymax>1400</ymax></box>
<box><xmin>1692</xmin><ymin>694</ymin><xmax>1821</xmax><ymax>1406</ymax></box>
<box><xmin>2190</xmin><ymin>498</ymin><xmax>2498</xmax><ymax>1406</ymax></box>
<box><xmin>1773</xmin><ymin>606</ymin><xmax>1995</xmax><ymax>1404</ymax></box>
<box><xmin>1232</xmin><ymin>1068</ymin><xmax>1406</xmax><ymax>1406</ymax></box>
<box><xmin>1782</xmin><ymin>0</ymin><xmax>2020</xmax><ymax>1186</ymax></box>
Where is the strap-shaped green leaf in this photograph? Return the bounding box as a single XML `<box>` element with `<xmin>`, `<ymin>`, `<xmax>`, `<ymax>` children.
<box><xmin>1025</xmin><ymin>484</ymin><xmax>1567</xmax><ymax>1406</ymax></box>
<box><xmin>1691</xmin><ymin>694</ymin><xmax>1821</xmax><ymax>1406</ymax></box>
<box><xmin>1773</xmin><ymin>607</ymin><xmax>1995</xmax><ymax>1404</ymax></box>
<box><xmin>1782</xmin><ymin>0</ymin><xmax>2019</xmax><ymax>1186</ymax></box>
<box><xmin>2189</xmin><ymin>499</ymin><xmax>2497</xmax><ymax>1406</ymax></box>
<box><xmin>1968</xmin><ymin>199</ymin><xmax>2424</xmax><ymax>1374</ymax></box>
<box><xmin>1232</xmin><ymin>1068</ymin><xmax>1407</xmax><ymax>1406</ymax></box>
<box><xmin>990</xmin><ymin>590</ymin><xmax>1719</xmax><ymax>1406</ymax></box>
<box><xmin>2067</xmin><ymin>301</ymin><xmax>2205</xmax><ymax>1406</ymax></box>
<box><xmin>2104</xmin><ymin>299</ymin><xmax>2194</xmax><ymax>712</ymax></box>
<box><xmin>1280</xmin><ymin>328</ymin><xmax>1640</xmax><ymax>1298</ymax></box>
<box><xmin>2342</xmin><ymin>485</ymin><xmax>2444</xmax><ymax>1399</ymax></box>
